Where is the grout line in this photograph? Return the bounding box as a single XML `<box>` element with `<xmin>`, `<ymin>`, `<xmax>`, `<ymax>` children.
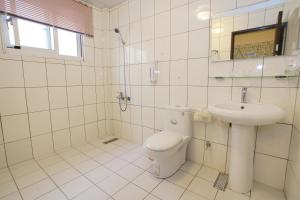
<box><xmin>284</xmin><ymin>75</ymin><xmax>300</xmax><ymax>192</ymax></box>
<box><xmin>7</xmin><ymin>167</ymin><xmax>25</xmax><ymax>200</ymax></box>
<box><xmin>62</xmin><ymin>59</ymin><xmax>72</xmax><ymax>150</ymax></box>
<box><xmin>0</xmin><ymin>112</ymin><xmax>9</xmax><ymax>171</ymax></box>
<box><xmin>54</xmin><ymin>140</ymin><xmax>144</xmax><ymax>198</ymax></box>
<box><xmin>153</xmin><ymin>0</ymin><xmax>157</xmax><ymax>133</ymax></box>
<box><xmin>185</xmin><ymin>0</ymin><xmax>190</xmax><ymax>108</ymax></box>
<box><xmin>54</xmin><ymin>155</ymin><xmax>108</xmax><ymax>198</ymax></box>
<box><xmin>204</xmin><ymin>0</ymin><xmax>212</xmax><ymax>167</ymax></box>
<box><xmin>139</xmin><ymin>0</ymin><xmax>145</xmax><ymax>143</ymax></box>
<box><xmin>34</xmin><ymin>159</ymin><xmax>71</xmax><ymax>200</ymax></box>
<box><xmin>1</xmin><ymin>138</ymin><xmax>279</xmax><ymax>200</ymax></box>
<box><xmin>44</xmin><ymin>58</ymin><xmax>55</xmax><ymax>155</ymax></box>
<box><xmin>0</xmin><ymin>3</ymin><xmax>298</xmax><ymax>200</ymax></box>
<box><xmin>20</xmin><ymin>56</ymin><xmax>35</xmax><ymax>159</ymax></box>
<box><xmin>174</xmin><ymin>164</ymin><xmax>205</xmax><ymax>200</ymax></box>
<box><xmin>35</xmin><ymin>148</ymin><xmax>105</xmax><ymax>199</ymax></box>
<box><xmin>80</xmin><ymin>60</ymin><xmax>89</xmax><ymax>143</ymax></box>
<box><xmin>91</xmin><ymin>34</ymin><xmax>103</xmax><ymax>140</ymax></box>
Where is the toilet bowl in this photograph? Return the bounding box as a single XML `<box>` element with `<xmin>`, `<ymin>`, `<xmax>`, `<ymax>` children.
<box><xmin>143</xmin><ymin>106</ymin><xmax>193</xmax><ymax>178</ymax></box>
<box><xmin>144</xmin><ymin>131</ymin><xmax>190</xmax><ymax>178</ymax></box>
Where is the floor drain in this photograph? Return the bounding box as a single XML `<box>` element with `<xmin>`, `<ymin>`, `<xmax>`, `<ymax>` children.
<box><xmin>103</xmin><ymin>138</ymin><xmax>118</xmax><ymax>144</ymax></box>
<box><xmin>214</xmin><ymin>173</ymin><xmax>229</xmax><ymax>191</ymax></box>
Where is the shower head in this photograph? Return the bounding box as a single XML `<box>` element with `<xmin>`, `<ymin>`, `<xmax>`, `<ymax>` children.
<box><xmin>114</xmin><ymin>28</ymin><xmax>126</xmax><ymax>45</ymax></box>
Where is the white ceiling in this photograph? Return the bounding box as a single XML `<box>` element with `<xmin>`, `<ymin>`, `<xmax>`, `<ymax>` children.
<box><xmin>82</xmin><ymin>0</ymin><xmax>127</xmax><ymax>8</ymax></box>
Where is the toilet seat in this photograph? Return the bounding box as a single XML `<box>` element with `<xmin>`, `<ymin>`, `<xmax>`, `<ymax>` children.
<box><xmin>144</xmin><ymin>131</ymin><xmax>183</xmax><ymax>152</ymax></box>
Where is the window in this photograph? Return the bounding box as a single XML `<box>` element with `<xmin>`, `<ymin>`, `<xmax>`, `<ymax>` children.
<box><xmin>2</xmin><ymin>15</ymin><xmax>82</xmax><ymax>58</ymax></box>
<box><xmin>18</xmin><ymin>18</ymin><xmax>54</xmax><ymax>50</ymax></box>
<box><xmin>57</xmin><ymin>29</ymin><xmax>81</xmax><ymax>57</ymax></box>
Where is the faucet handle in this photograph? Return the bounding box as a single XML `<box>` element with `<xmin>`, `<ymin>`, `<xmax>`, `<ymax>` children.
<box><xmin>116</xmin><ymin>92</ymin><xmax>125</xmax><ymax>100</ymax></box>
<box><xmin>242</xmin><ymin>87</ymin><xmax>247</xmax><ymax>91</ymax></box>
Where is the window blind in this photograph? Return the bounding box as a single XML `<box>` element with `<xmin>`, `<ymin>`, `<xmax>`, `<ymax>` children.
<box><xmin>0</xmin><ymin>0</ymin><xmax>93</xmax><ymax>36</ymax></box>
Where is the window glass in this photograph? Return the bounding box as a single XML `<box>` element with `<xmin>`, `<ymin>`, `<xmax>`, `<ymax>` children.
<box><xmin>58</xmin><ymin>29</ymin><xmax>80</xmax><ymax>57</ymax></box>
<box><xmin>17</xmin><ymin>18</ymin><xmax>53</xmax><ymax>49</ymax></box>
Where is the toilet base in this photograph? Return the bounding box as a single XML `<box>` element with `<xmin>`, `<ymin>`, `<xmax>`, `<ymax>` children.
<box><xmin>149</xmin><ymin>141</ymin><xmax>189</xmax><ymax>178</ymax></box>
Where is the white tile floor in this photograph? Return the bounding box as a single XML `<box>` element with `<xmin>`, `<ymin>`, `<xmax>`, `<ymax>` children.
<box><xmin>0</xmin><ymin>138</ymin><xmax>287</xmax><ymax>200</ymax></box>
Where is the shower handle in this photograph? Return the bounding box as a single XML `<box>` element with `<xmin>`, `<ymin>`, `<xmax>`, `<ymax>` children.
<box><xmin>116</xmin><ymin>92</ymin><xmax>130</xmax><ymax>101</ymax></box>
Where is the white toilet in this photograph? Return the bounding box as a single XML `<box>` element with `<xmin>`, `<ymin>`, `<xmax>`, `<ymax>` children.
<box><xmin>143</xmin><ymin>106</ymin><xmax>193</xmax><ymax>178</ymax></box>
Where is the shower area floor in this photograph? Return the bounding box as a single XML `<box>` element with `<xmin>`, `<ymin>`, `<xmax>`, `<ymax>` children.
<box><xmin>0</xmin><ymin>138</ymin><xmax>286</xmax><ymax>200</ymax></box>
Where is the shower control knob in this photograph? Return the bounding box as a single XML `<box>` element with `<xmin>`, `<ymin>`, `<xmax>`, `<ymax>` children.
<box><xmin>116</xmin><ymin>92</ymin><xmax>125</xmax><ymax>100</ymax></box>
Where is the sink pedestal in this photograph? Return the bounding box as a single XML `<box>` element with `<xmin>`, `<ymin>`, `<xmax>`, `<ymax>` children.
<box><xmin>229</xmin><ymin>124</ymin><xmax>256</xmax><ymax>193</ymax></box>
<box><xmin>208</xmin><ymin>102</ymin><xmax>285</xmax><ymax>193</ymax></box>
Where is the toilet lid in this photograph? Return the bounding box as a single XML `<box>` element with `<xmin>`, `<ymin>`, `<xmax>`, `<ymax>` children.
<box><xmin>144</xmin><ymin>131</ymin><xmax>183</xmax><ymax>152</ymax></box>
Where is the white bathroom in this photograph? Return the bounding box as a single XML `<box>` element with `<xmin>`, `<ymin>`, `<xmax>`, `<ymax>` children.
<box><xmin>0</xmin><ymin>0</ymin><xmax>300</xmax><ymax>199</ymax></box>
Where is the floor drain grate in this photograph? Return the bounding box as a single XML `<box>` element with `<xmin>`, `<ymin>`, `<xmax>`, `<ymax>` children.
<box><xmin>103</xmin><ymin>138</ymin><xmax>118</xmax><ymax>144</ymax></box>
<box><xmin>214</xmin><ymin>173</ymin><xmax>229</xmax><ymax>191</ymax></box>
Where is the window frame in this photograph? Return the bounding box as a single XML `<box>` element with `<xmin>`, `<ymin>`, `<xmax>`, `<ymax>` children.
<box><xmin>0</xmin><ymin>15</ymin><xmax>83</xmax><ymax>60</ymax></box>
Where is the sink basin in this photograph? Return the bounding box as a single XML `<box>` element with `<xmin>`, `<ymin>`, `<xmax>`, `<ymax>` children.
<box><xmin>208</xmin><ymin>102</ymin><xmax>285</xmax><ymax>194</ymax></box>
<box><xmin>208</xmin><ymin>102</ymin><xmax>285</xmax><ymax>126</ymax></box>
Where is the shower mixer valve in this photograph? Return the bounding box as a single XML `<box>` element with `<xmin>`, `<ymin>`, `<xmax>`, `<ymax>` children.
<box><xmin>116</xmin><ymin>92</ymin><xmax>130</xmax><ymax>101</ymax></box>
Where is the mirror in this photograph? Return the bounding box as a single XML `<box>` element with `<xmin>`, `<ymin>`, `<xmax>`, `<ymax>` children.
<box><xmin>210</xmin><ymin>0</ymin><xmax>300</xmax><ymax>62</ymax></box>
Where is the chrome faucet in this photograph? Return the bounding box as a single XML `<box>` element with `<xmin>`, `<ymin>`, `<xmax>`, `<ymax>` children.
<box><xmin>116</xmin><ymin>91</ymin><xmax>130</xmax><ymax>101</ymax></box>
<box><xmin>241</xmin><ymin>87</ymin><xmax>247</xmax><ymax>103</ymax></box>
<box><xmin>116</xmin><ymin>91</ymin><xmax>125</xmax><ymax>101</ymax></box>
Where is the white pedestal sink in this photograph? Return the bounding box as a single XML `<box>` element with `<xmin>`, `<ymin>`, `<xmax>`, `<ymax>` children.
<box><xmin>208</xmin><ymin>102</ymin><xmax>285</xmax><ymax>193</ymax></box>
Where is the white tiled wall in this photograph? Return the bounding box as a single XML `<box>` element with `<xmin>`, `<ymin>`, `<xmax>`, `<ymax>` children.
<box><xmin>106</xmin><ymin>0</ymin><xmax>300</xmax><ymax>191</ymax></box>
<box><xmin>285</xmin><ymin>86</ymin><xmax>300</xmax><ymax>199</ymax></box>
<box><xmin>0</xmin><ymin>0</ymin><xmax>299</xmax><ymax>197</ymax></box>
<box><xmin>0</xmin><ymin>7</ymin><xmax>109</xmax><ymax>167</ymax></box>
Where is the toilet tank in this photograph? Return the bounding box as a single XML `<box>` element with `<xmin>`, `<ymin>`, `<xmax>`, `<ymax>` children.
<box><xmin>163</xmin><ymin>106</ymin><xmax>193</xmax><ymax>137</ymax></box>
